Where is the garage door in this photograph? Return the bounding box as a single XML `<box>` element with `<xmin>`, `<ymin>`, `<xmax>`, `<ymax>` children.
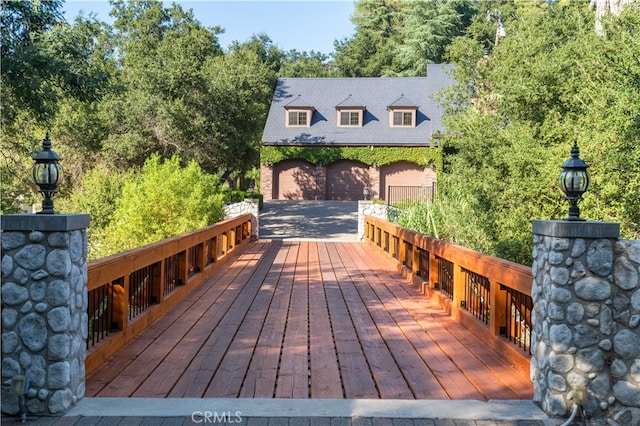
<box><xmin>326</xmin><ymin>160</ymin><xmax>369</xmax><ymax>201</ymax></box>
<box><xmin>274</xmin><ymin>159</ymin><xmax>316</xmax><ymax>200</ymax></box>
<box><xmin>380</xmin><ymin>161</ymin><xmax>435</xmax><ymax>201</ymax></box>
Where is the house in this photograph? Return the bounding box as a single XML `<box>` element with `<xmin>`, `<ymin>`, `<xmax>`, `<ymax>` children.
<box><xmin>260</xmin><ymin>64</ymin><xmax>455</xmax><ymax>201</ymax></box>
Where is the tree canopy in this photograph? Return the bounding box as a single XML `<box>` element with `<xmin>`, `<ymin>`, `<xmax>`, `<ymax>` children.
<box><xmin>431</xmin><ymin>0</ymin><xmax>640</xmax><ymax>264</ymax></box>
<box><xmin>3</xmin><ymin>0</ymin><xmax>638</xmax><ymax>266</ymax></box>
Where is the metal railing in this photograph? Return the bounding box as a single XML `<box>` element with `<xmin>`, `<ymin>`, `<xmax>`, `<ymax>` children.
<box><xmin>364</xmin><ymin>215</ymin><xmax>533</xmax><ymax>371</ymax></box>
<box><xmin>387</xmin><ymin>184</ymin><xmax>436</xmax><ymax>207</ymax></box>
<box><xmin>85</xmin><ymin>214</ymin><xmax>253</xmax><ymax>375</ymax></box>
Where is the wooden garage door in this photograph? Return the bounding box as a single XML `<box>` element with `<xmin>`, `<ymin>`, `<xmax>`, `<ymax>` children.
<box><xmin>274</xmin><ymin>159</ymin><xmax>316</xmax><ymax>200</ymax></box>
<box><xmin>380</xmin><ymin>161</ymin><xmax>435</xmax><ymax>201</ymax></box>
<box><xmin>326</xmin><ymin>160</ymin><xmax>369</xmax><ymax>201</ymax></box>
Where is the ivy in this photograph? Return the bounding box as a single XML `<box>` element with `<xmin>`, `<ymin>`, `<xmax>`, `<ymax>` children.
<box><xmin>260</xmin><ymin>146</ymin><xmax>442</xmax><ymax>171</ymax></box>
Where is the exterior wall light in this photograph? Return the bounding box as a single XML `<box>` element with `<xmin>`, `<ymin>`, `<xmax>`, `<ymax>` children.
<box><xmin>558</xmin><ymin>140</ymin><xmax>589</xmax><ymax>221</ymax></box>
<box><xmin>363</xmin><ymin>186</ymin><xmax>370</xmax><ymax>200</ymax></box>
<box><xmin>32</xmin><ymin>133</ymin><xmax>63</xmax><ymax>214</ymax></box>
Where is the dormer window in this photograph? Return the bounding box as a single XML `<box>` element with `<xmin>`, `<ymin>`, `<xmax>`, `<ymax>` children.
<box><xmin>287</xmin><ymin>110</ymin><xmax>311</xmax><ymax>127</ymax></box>
<box><xmin>337</xmin><ymin>109</ymin><xmax>364</xmax><ymax>127</ymax></box>
<box><xmin>284</xmin><ymin>96</ymin><xmax>315</xmax><ymax>127</ymax></box>
<box><xmin>391</xmin><ymin>110</ymin><xmax>416</xmax><ymax>127</ymax></box>
<box><xmin>388</xmin><ymin>94</ymin><xmax>418</xmax><ymax>128</ymax></box>
<box><xmin>336</xmin><ymin>95</ymin><xmax>366</xmax><ymax>128</ymax></box>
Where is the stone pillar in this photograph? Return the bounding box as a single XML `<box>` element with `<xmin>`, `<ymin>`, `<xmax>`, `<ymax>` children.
<box><xmin>260</xmin><ymin>163</ymin><xmax>273</xmax><ymax>201</ymax></box>
<box><xmin>1</xmin><ymin>214</ymin><xmax>90</xmax><ymax>416</ymax></box>
<box><xmin>224</xmin><ymin>200</ymin><xmax>259</xmax><ymax>240</ymax></box>
<box><xmin>315</xmin><ymin>163</ymin><xmax>326</xmax><ymax>200</ymax></box>
<box><xmin>531</xmin><ymin>220</ymin><xmax>640</xmax><ymax>424</ymax></box>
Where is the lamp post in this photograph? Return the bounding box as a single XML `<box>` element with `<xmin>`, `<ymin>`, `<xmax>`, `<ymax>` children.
<box><xmin>363</xmin><ymin>186</ymin><xmax>370</xmax><ymax>200</ymax></box>
<box><xmin>558</xmin><ymin>140</ymin><xmax>589</xmax><ymax>221</ymax></box>
<box><xmin>248</xmin><ymin>183</ymin><xmax>255</xmax><ymax>199</ymax></box>
<box><xmin>32</xmin><ymin>133</ymin><xmax>63</xmax><ymax>214</ymax></box>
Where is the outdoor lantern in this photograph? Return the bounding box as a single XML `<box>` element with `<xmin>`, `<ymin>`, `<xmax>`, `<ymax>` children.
<box><xmin>248</xmin><ymin>184</ymin><xmax>255</xmax><ymax>198</ymax></box>
<box><xmin>558</xmin><ymin>140</ymin><xmax>589</xmax><ymax>221</ymax></box>
<box><xmin>363</xmin><ymin>186</ymin><xmax>370</xmax><ymax>200</ymax></box>
<box><xmin>32</xmin><ymin>133</ymin><xmax>63</xmax><ymax>214</ymax></box>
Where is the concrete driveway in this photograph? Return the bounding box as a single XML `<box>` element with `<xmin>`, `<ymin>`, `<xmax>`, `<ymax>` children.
<box><xmin>259</xmin><ymin>200</ymin><xmax>358</xmax><ymax>241</ymax></box>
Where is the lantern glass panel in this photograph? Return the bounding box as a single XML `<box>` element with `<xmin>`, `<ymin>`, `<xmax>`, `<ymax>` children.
<box><xmin>33</xmin><ymin>162</ymin><xmax>62</xmax><ymax>187</ymax></box>
<box><xmin>559</xmin><ymin>169</ymin><xmax>588</xmax><ymax>197</ymax></box>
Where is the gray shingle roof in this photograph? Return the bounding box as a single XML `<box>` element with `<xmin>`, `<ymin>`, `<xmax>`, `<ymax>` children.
<box><xmin>261</xmin><ymin>64</ymin><xmax>455</xmax><ymax>147</ymax></box>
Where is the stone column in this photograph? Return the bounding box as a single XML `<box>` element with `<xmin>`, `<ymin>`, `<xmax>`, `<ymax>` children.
<box><xmin>1</xmin><ymin>214</ymin><xmax>90</xmax><ymax>416</ymax></box>
<box><xmin>531</xmin><ymin>220</ymin><xmax>640</xmax><ymax>424</ymax></box>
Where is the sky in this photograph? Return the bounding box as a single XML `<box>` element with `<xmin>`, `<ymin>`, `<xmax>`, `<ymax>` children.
<box><xmin>62</xmin><ymin>0</ymin><xmax>356</xmax><ymax>55</ymax></box>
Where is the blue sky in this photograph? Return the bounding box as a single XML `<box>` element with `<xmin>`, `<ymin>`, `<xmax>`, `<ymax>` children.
<box><xmin>62</xmin><ymin>0</ymin><xmax>356</xmax><ymax>55</ymax></box>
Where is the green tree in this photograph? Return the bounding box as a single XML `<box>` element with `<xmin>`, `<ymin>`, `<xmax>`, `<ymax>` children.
<box><xmin>436</xmin><ymin>1</ymin><xmax>640</xmax><ymax>264</ymax></box>
<box><xmin>333</xmin><ymin>0</ymin><xmax>476</xmax><ymax>77</ymax></box>
<box><xmin>279</xmin><ymin>50</ymin><xmax>337</xmax><ymax>77</ymax></box>
<box><xmin>98</xmin><ymin>155</ymin><xmax>225</xmax><ymax>259</ymax></box>
<box><xmin>1</xmin><ymin>1</ymin><xmax>113</xmax><ymax>212</ymax></box>
<box><xmin>56</xmin><ymin>165</ymin><xmax>129</xmax><ymax>259</ymax></box>
<box><xmin>333</xmin><ymin>0</ymin><xmax>405</xmax><ymax>77</ymax></box>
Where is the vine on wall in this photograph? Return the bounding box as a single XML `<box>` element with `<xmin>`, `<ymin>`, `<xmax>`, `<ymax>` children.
<box><xmin>260</xmin><ymin>146</ymin><xmax>442</xmax><ymax>170</ymax></box>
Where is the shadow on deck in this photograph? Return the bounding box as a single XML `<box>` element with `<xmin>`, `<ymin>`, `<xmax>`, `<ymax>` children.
<box><xmin>86</xmin><ymin>240</ymin><xmax>533</xmax><ymax>400</ymax></box>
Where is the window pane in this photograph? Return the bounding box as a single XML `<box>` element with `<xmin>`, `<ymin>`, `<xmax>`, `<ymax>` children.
<box><xmin>340</xmin><ymin>112</ymin><xmax>350</xmax><ymax>126</ymax></box>
<box><xmin>340</xmin><ymin>111</ymin><xmax>361</xmax><ymax>126</ymax></box>
<box><xmin>393</xmin><ymin>111</ymin><xmax>403</xmax><ymax>126</ymax></box>
<box><xmin>289</xmin><ymin>111</ymin><xmax>308</xmax><ymax>126</ymax></box>
<box><xmin>392</xmin><ymin>111</ymin><xmax>413</xmax><ymax>126</ymax></box>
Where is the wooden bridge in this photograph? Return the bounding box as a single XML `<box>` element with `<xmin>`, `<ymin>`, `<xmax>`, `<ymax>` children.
<box><xmin>85</xmin><ymin>213</ymin><xmax>534</xmax><ymax>401</ymax></box>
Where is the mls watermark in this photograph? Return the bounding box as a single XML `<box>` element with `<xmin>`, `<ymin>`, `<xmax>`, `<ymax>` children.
<box><xmin>191</xmin><ymin>411</ymin><xmax>242</xmax><ymax>424</ymax></box>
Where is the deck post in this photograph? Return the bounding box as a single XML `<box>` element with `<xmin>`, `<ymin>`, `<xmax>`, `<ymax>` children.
<box><xmin>1</xmin><ymin>214</ymin><xmax>90</xmax><ymax>416</ymax></box>
<box><xmin>530</xmin><ymin>220</ymin><xmax>640</xmax><ymax>423</ymax></box>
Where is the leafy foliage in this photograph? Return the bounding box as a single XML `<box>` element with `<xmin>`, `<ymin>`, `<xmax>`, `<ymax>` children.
<box><xmin>96</xmin><ymin>155</ymin><xmax>225</xmax><ymax>259</ymax></box>
<box><xmin>334</xmin><ymin>0</ymin><xmax>475</xmax><ymax>76</ymax></box>
<box><xmin>260</xmin><ymin>146</ymin><xmax>442</xmax><ymax>170</ymax></box>
<box><xmin>437</xmin><ymin>1</ymin><xmax>640</xmax><ymax>264</ymax></box>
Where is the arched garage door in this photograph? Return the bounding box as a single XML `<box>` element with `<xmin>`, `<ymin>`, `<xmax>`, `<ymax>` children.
<box><xmin>273</xmin><ymin>159</ymin><xmax>316</xmax><ymax>200</ymax></box>
<box><xmin>380</xmin><ymin>161</ymin><xmax>435</xmax><ymax>201</ymax></box>
<box><xmin>326</xmin><ymin>160</ymin><xmax>369</xmax><ymax>201</ymax></box>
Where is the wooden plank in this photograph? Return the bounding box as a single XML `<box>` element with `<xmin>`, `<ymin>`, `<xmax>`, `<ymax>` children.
<box><xmin>348</xmin><ymin>243</ymin><xmax>477</xmax><ymax>400</ymax></box>
<box><xmin>88</xmin><ymin>243</ymin><xmax>265</xmax><ymax>396</ymax></box>
<box><xmin>337</xmin><ymin>242</ymin><xmax>450</xmax><ymax>400</ymax></box>
<box><xmin>166</xmin><ymin>243</ymin><xmax>279</xmax><ymax>397</ymax></box>
<box><xmin>275</xmin><ymin>241</ymin><xmax>310</xmax><ymax>398</ymax></box>
<box><xmin>357</xmin><ymin>243</ymin><xmax>528</xmax><ymax>400</ymax></box>
<box><xmin>86</xmin><ymin>239</ymin><xmax>532</xmax><ymax>402</ymax></box>
<box><xmin>328</xmin><ymin>242</ymin><xmax>414</xmax><ymax>400</ymax></box>
<box><xmin>204</xmin><ymin>242</ymin><xmax>284</xmax><ymax>397</ymax></box>
<box><xmin>136</xmin><ymin>241</ymin><xmax>279</xmax><ymax>397</ymax></box>
<box><xmin>308</xmin><ymin>242</ymin><xmax>343</xmax><ymax>398</ymax></box>
<box><xmin>317</xmin><ymin>242</ymin><xmax>378</xmax><ymax>399</ymax></box>
<box><xmin>239</xmin><ymin>241</ymin><xmax>297</xmax><ymax>398</ymax></box>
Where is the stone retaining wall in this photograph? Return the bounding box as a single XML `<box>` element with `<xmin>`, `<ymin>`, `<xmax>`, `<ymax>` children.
<box><xmin>357</xmin><ymin>201</ymin><xmax>400</xmax><ymax>240</ymax></box>
<box><xmin>223</xmin><ymin>199</ymin><xmax>259</xmax><ymax>240</ymax></box>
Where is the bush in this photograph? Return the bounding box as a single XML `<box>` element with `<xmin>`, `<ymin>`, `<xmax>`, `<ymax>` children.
<box><xmin>96</xmin><ymin>154</ymin><xmax>225</xmax><ymax>259</ymax></box>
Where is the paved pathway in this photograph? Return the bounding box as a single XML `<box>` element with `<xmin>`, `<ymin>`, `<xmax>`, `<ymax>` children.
<box><xmin>260</xmin><ymin>201</ymin><xmax>358</xmax><ymax>241</ymax></box>
<box><xmin>2</xmin><ymin>398</ymin><xmax>553</xmax><ymax>425</ymax></box>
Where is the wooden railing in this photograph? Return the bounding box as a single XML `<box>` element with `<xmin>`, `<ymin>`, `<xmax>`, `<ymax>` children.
<box><xmin>85</xmin><ymin>214</ymin><xmax>253</xmax><ymax>375</ymax></box>
<box><xmin>364</xmin><ymin>215</ymin><xmax>533</xmax><ymax>375</ymax></box>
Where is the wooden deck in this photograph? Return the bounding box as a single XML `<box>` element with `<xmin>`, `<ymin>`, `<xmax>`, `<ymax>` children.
<box><xmin>86</xmin><ymin>240</ymin><xmax>533</xmax><ymax>400</ymax></box>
